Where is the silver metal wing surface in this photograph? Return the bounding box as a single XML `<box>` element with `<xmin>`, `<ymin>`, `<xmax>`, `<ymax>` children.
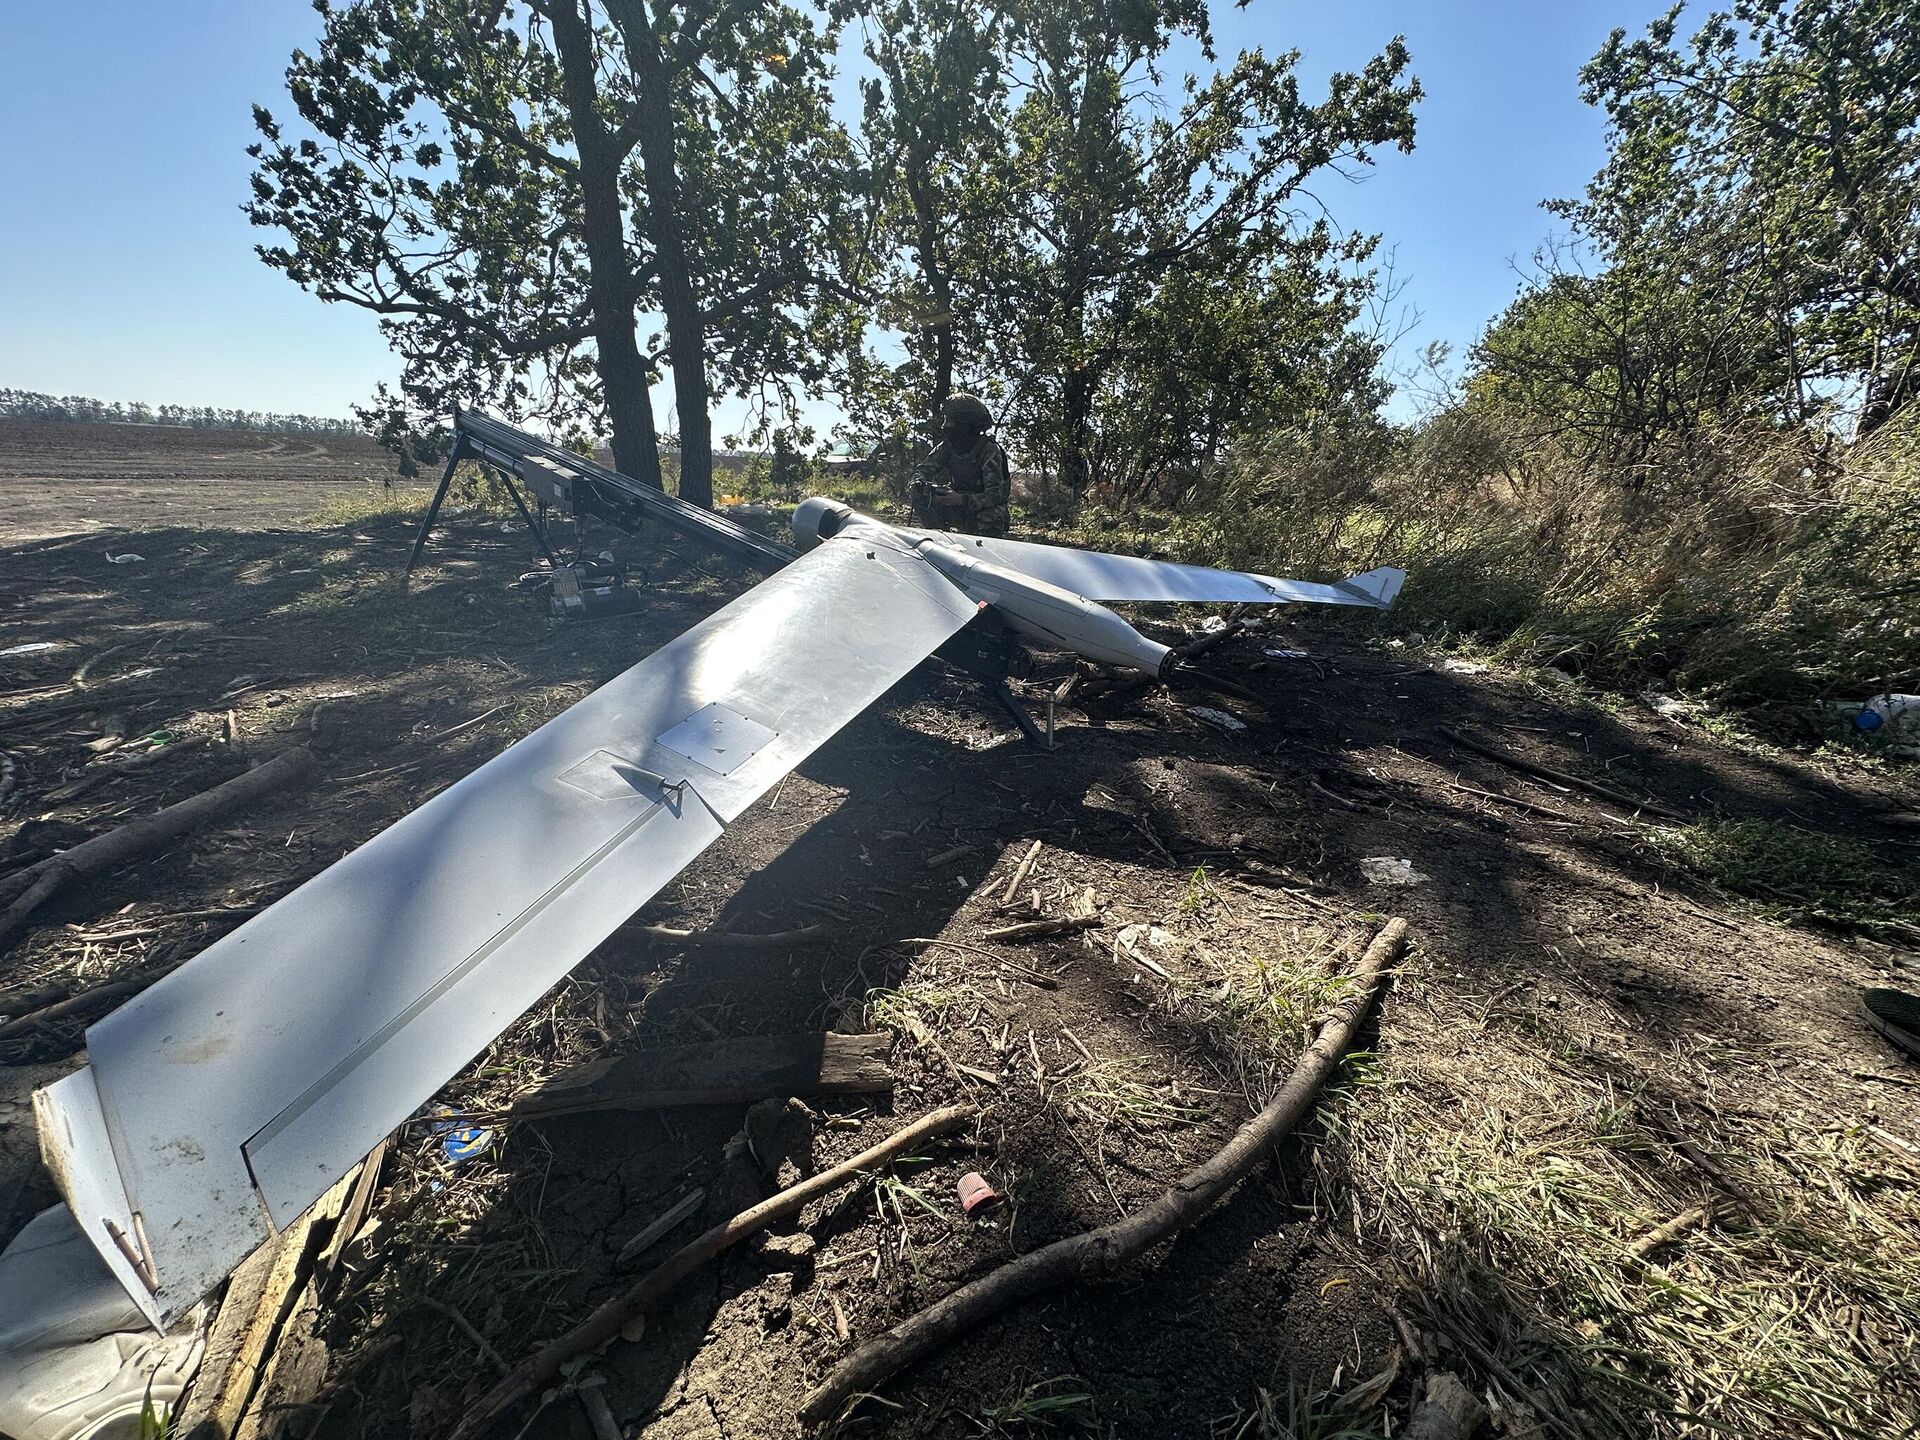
<box><xmin>36</xmin><ymin>535</ymin><xmax>980</xmax><ymax>1323</ymax></box>
<box><xmin>910</xmin><ymin>529</ymin><xmax>1406</xmax><ymax>609</ymax></box>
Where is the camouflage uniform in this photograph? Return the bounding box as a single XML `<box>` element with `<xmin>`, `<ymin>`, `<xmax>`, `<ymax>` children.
<box><xmin>911</xmin><ymin>393</ymin><xmax>1010</xmax><ymax>536</ymax></box>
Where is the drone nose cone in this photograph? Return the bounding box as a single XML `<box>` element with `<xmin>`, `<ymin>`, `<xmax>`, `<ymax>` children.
<box><xmin>792</xmin><ymin>496</ymin><xmax>854</xmax><ymax>546</ymax></box>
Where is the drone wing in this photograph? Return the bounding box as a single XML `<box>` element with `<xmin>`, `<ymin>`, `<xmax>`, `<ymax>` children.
<box><xmin>911</xmin><ymin>529</ymin><xmax>1405</xmax><ymax>610</ymax></box>
<box><xmin>36</xmin><ymin>534</ymin><xmax>979</xmax><ymax>1324</ymax></box>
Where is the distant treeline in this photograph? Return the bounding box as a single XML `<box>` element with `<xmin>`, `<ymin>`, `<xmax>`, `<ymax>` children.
<box><xmin>0</xmin><ymin>389</ymin><xmax>363</xmax><ymax>435</ymax></box>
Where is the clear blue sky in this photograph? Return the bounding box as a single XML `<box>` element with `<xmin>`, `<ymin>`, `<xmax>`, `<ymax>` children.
<box><xmin>0</xmin><ymin>1</ymin><xmax>1672</xmax><ymax>429</ymax></box>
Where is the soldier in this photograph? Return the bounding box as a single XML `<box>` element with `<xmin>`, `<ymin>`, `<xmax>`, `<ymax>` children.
<box><xmin>911</xmin><ymin>392</ymin><xmax>1010</xmax><ymax>536</ymax></box>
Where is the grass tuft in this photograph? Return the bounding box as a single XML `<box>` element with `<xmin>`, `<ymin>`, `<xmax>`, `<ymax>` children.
<box><xmin>1660</xmin><ymin>817</ymin><xmax>1919</xmax><ymax>938</ymax></box>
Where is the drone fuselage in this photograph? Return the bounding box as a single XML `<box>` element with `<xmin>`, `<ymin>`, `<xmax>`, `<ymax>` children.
<box><xmin>794</xmin><ymin>498</ymin><xmax>1173</xmax><ymax>678</ymax></box>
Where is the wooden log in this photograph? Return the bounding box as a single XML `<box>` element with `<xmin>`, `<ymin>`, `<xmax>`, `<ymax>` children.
<box><xmin>0</xmin><ymin>977</ymin><xmax>143</xmax><ymax>1043</ymax></box>
<box><xmin>176</xmin><ymin>1236</ymin><xmax>285</xmax><ymax>1440</ymax></box>
<box><xmin>0</xmin><ymin>746</ymin><xmax>316</xmax><ymax>949</ymax></box>
<box><xmin>797</xmin><ymin>919</ymin><xmax>1407</xmax><ymax>1425</ymax></box>
<box><xmin>509</xmin><ymin>1032</ymin><xmax>895</xmax><ymax>1119</ymax></box>
<box><xmin>618</xmin><ymin>921</ymin><xmax>830</xmax><ymax>949</ymax></box>
<box><xmin>233</xmin><ymin>1280</ymin><xmax>328</xmax><ymax>1440</ymax></box>
<box><xmin>0</xmin><ymin>980</ymin><xmax>75</xmax><ymax>1021</ymax></box>
<box><xmin>452</xmin><ymin>1104</ymin><xmax>979</xmax><ymax>1440</ymax></box>
<box><xmin>1435</xmin><ymin>728</ymin><xmax>1689</xmax><ymax>822</ymax></box>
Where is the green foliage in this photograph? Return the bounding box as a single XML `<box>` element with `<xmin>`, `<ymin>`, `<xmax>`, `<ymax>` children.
<box><xmin>1662</xmin><ymin>817</ymin><xmax>1919</xmax><ymax>937</ymax></box>
<box><xmin>0</xmin><ymin>388</ymin><xmax>360</xmax><ymax>434</ymax></box>
<box><xmin>1140</xmin><ymin>394</ymin><xmax>1917</xmax><ymax>728</ymax></box>
<box><xmin>848</xmin><ymin>1</ymin><xmax>1420</xmax><ymax>498</ymax></box>
<box><xmin>1522</xmin><ymin>0</ymin><xmax>1920</xmax><ymax>444</ymax></box>
<box><xmin>249</xmin><ymin>0</ymin><xmax>859</xmax><ymax>483</ymax></box>
<box><xmin>984</xmin><ymin>6</ymin><xmax>1420</xmax><ymax>501</ymax></box>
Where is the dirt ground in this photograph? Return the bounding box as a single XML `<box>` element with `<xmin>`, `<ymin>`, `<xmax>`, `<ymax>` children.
<box><xmin>0</xmin><ymin>417</ymin><xmax>410</xmax><ymax>540</ymax></box>
<box><xmin>2</xmin><ymin>422</ymin><xmax>1918</xmax><ymax>1440</ymax></box>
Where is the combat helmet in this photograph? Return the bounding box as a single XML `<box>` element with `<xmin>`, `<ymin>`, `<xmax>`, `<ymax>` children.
<box><xmin>942</xmin><ymin>392</ymin><xmax>993</xmax><ymax>428</ymax></box>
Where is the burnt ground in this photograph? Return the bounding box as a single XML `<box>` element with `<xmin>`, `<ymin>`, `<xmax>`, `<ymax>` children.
<box><xmin>2</xmin><ymin>423</ymin><xmax>1918</xmax><ymax>1440</ymax></box>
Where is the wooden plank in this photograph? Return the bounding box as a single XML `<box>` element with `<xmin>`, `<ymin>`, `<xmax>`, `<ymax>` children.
<box><xmin>233</xmin><ymin>1279</ymin><xmax>329</xmax><ymax>1440</ymax></box>
<box><xmin>175</xmin><ymin>1237</ymin><xmax>281</xmax><ymax>1440</ymax></box>
<box><xmin>178</xmin><ymin>1162</ymin><xmax>360</xmax><ymax>1440</ymax></box>
<box><xmin>511</xmin><ymin>1032</ymin><xmax>894</xmax><ymax>1118</ymax></box>
<box><xmin>316</xmin><ymin>1138</ymin><xmax>387</xmax><ymax>1284</ymax></box>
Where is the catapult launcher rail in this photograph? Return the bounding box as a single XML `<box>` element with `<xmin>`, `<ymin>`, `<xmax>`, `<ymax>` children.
<box><xmin>407</xmin><ymin>408</ymin><xmax>797</xmax><ymax>574</ymax></box>
<box><xmin>31</xmin><ymin>415</ymin><xmax>1405</xmax><ymax>1328</ymax></box>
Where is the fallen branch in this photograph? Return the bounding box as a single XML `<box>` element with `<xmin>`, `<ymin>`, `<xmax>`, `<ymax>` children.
<box><xmin>979</xmin><ymin>915</ymin><xmax>1101</xmax><ymax>943</ymax></box>
<box><xmin>1626</xmin><ymin>1203</ymin><xmax>1711</xmax><ymax>1259</ymax></box>
<box><xmin>798</xmin><ymin>919</ymin><xmax>1408</xmax><ymax>1424</ymax></box>
<box><xmin>454</xmin><ymin>1104</ymin><xmax>978</xmax><ymax>1439</ymax></box>
<box><xmin>1436</xmin><ymin>728</ymin><xmax>1689</xmax><ymax>822</ymax></box>
<box><xmin>0</xmin><ymin>977</ymin><xmax>144</xmax><ymax>1043</ymax></box>
<box><xmin>1173</xmin><ymin>612</ymin><xmax>1251</xmax><ymax>660</ymax></box>
<box><xmin>0</xmin><ymin>747</ymin><xmax>316</xmax><ymax>951</ymax></box>
<box><xmin>997</xmin><ymin>840</ymin><xmax>1043</xmax><ymax>907</ymax></box>
<box><xmin>0</xmin><ymin>980</ymin><xmax>74</xmax><ymax>1019</ymax></box>
<box><xmin>44</xmin><ymin>734</ymin><xmax>212</xmax><ymax>803</ymax></box>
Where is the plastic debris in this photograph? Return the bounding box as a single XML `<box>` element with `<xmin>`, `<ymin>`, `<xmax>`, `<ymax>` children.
<box><xmin>957</xmin><ymin>1172</ymin><xmax>1001</xmax><ymax>1216</ymax></box>
<box><xmin>1825</xmin><ymin>693</ymin><xmax>1920</xmax><ymax>757</ymax></box>
<box><xmin>1360</xmin><ymin>856</ymin><xmax>1429</xmax><ymax>886</ymax></box>
<box><xmin>427</xmin><ymin>1108</ymin><xmax>494</xmax><ymax>1165</ymax></box>
<box><xmin>1116</xmin><ymin>922</ymin><xmax>1174</xmax><ymax>953</ymax></box>
<box><xmin>1441</xmin><ymin>659</ymin><xmax>1489</xmax><ymax>675</ymax></box>
<box><xmin>1187</xmin><ymin>705</ymin><xmax>1247</xmax><ymax>733</ymax></box>
<box><xmin>1640</xmin><ymin>692</ymin><xmax>1702</xmax><ymax>722</ymax></box>
<box><xmin>0</xmin><ymin>1206</ymin><xmax>206</xmax><ymax>1440</ymax></box>
<box><xmin>102</xmin><ymin>553</ymin><xmax>144</xmax><ymax>565</ymax></box>
<box><xmin>1198</xmin><ymin>615</ymin><xmax>1229</xmax><ymax>634</ymax></box>
<box><xmin>0</xmin><ymin>642</ymin><xmax>64</xmax><ymax>657</ymax></box>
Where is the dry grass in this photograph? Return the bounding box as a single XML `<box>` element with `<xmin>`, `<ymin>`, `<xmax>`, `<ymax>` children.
<box><xmin>1314</xmin><ymin>960</ymin><xmax>1920</xmax><ymax>1440</ymax></box>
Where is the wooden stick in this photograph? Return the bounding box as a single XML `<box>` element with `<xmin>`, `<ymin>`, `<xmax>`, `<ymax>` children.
<box><xmin>797</xmin><ymin>919</ymin><xmax>1407</xmax><ymax>1424</ymax></box>
<box><xmin>1436</xmin><ymin>728</ymin><xmax>1689</xmax><ymax>822</ymax></box>
<box><xmin>44</xmin><ymin>734</ymin><xmax>212</xmax><ymax>803</ymax></box>
<box><xmin>979</xmin><ymin>915</ymin><xmax>1100</xmax><ymax>943</ymax></box>
<box><xmin>615</xmin><ymin>1188</ymin><xmax>706</xmax><ymax>1266</ymax></box>
<box><xmin>453</xmin><ymin>1104</ymin><xmax>978</xmax><ymax>1440</ymax></box>
<box><xmin>0</xmin><ymin>981</ymin><xmax>76</xmax><ymax>1020</ymax></box>
<box><xmin>1626</xmin><ymin>1203</ymin><xmax>1710</xmax><ymax>1259</ymax></box>
<box><xmin>1173</xmin><ymin>614</ymin><xmax>1250</xmax><ymax>660</ymax></box>
<box><xmin>0</xmin><ymin>747</ymin><xmax>315</xmax><ymax>951</ymax></box>
<box><xmin>997</xmin><ymin>840</ymin><xmax>1043</xmax><ymax>906</ymax></box>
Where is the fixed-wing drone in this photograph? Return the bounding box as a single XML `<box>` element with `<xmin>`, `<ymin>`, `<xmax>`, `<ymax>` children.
<box><xmin>34</xmin><ymin>478</ymin><xmax>1403</xmax><ymax>1326</ymax></box>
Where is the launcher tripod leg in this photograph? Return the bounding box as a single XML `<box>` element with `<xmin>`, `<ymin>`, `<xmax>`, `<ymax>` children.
<box><xmin>990</xmin><ymin>676</ymin><xmax>1049</xmax><ymax>748</ymax></box>
<box><xmin>404</xmin><ymin>440</ymin><xmax>468</xmax><ymax>575</ymax></box>
<box><xmin>497</xmin><ymin>469</ymin><xmax>562</xmax><ymax>568</ymax></box>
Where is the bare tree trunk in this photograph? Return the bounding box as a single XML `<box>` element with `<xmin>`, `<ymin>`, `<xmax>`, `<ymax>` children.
<box><xmin>901</xmin><ymin>152</ymin><xmax>955</xmax><ymax>418</ymax></box>
<box><xmin>548</xmin><ymin>0</ymin><xmax>665</xmax><ymax>491</ymax></box>
<box><xmin>610</xmin><ymin>0</ymin><xmax>714</xmax><ymax>509</ymax></box>
<box><xmin>1060</xmin><ymin>360</ymin><xmax>1095</xmax><ymax>500</ymax></box>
